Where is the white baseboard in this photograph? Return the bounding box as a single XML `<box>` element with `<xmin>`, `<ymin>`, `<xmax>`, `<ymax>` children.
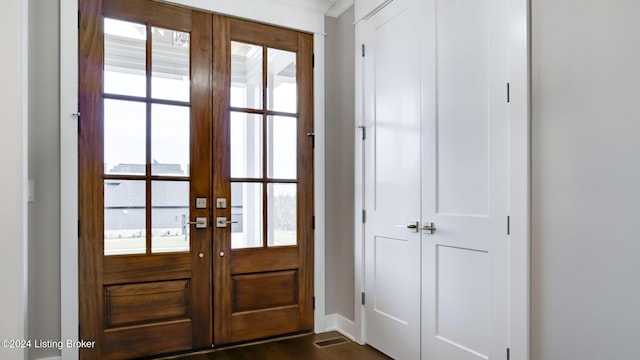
<box><xmin>36</xmin><ymin>357</ymin><xmax>61</xmax><ymax>360</ymax></box>
<box><xmin>324</xmin><ymin>313</ymin><xmax>356</xmax><ymax>341</ymax></box>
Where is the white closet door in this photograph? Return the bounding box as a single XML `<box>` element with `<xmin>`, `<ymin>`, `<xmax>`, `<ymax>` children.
<box><xmin>420</xmin><ymin>0</ymin><xmax>509</xmax><ymax>358</ymax></box>
<box><xmin>359</xmin><ymin>0</ymin><xmax>510</xmax><ymax>357</ymax></box>
<box><xmin>361</xmin><ymin>0</ymin><xmax>422</xmax><ymax>358</ymax></box>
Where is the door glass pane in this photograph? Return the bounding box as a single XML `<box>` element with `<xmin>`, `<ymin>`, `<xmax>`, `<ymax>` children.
<box><xmin>267</xmin><ymin>48</ymin><xmax>297</xmax><ymax>113</ymax></box>
<box><xmin>231</xmin><ymin>182</ymin><xmax>263</xmax><ymax>249</ymax></box>
<box><xmin>152</xmin><ymin>181</ymin><xmax>190</xmax><ymax>253</ymax></box>
<box><xmin>268</xmin><ymin>183</ymin><xmax>297</xmax><ymax>247</ymax></box>
<box><xmin>231</xmin><ymin>112</ymin><xmax>262</xmax><ymax>178</ymax></box>
<box><xmin>104</xmin><ymin>18</ymin><xmax>147</xmax><ymax>97</ymax></box>
<box><xmin>231</xmin><ymin>42</ymin><xmax>263</xmax><ymax>109</ymax></box>
<box><xmin>267</xmin><ymin>116</ymin><xmax>297</xmax><ymax>179</ymax></box>
<box><xmin>151</xmin><ymin>104</ymin><xmax>190</xmax><ymax>176</ymax></box>
<box><xmin>104</xmin><ymin>180</ymin><xmax>146</xmax><ymax>255</ymax></box>
<box><xmin>104</xmin><ymin>99</ymin><xmax>146</xmax><ymax>175</ymax></box>
<box><xmin>152</xmin><ymin>27</ymin><xmax>190</xmax><ymax>102</ymax></box>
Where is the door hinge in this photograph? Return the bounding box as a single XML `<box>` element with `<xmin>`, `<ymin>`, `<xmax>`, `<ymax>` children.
<box><xmin>362</xmin><ymin>210</ymin><xmax>366</xmax><ymax>223</ymax></box>
<box><xmin>507</xmin><ymin>348</ymin><xmax>510</xmax><ymax>360</ymax></box>
<box><xmin>361</xmin><ymin>292</ymin><xmax>365</xmax><ymax>305</ymax></box>
<box><xmin>312</xmin><ymin>215</ymin><xmax>316</xmax><ymax>229</ymax></box>
<box><xmin>77</xmin><ymin>10</ymin><xmax>80</xmax><ymax>29</ymax></box>
<box><xmin>78</xmin><ymin>218</ymin><xmax>81</xmax><ymax>238</ymax></box>
<box><xmin>73</xmin><ymin>112</ymin><xmax>81</xmax><ymax>134</ymax></box>
<box><xmin>362</xmin><ymin>127</ymin><xmax>366</xmax><ymax>140</ymax></box>
<box><xmin>507</xmin><ymin>215</ymin><xmax>510</xmax><ymax>235</ymax></box>
<box><xmin>313</xmin><ymin>296</ymin><xmax>316</xmax><ymax>310</ymax></box>
<box><xmin>507</xmin><ymin>82</ymin><xmax>510</xmax><ymax>103</ymax></box>
<box><xmin>362</xmin><ymin>44</ymin><xmax>365</xmax><ymax>57</ymax></box>
<box><xmin>307</xmin><ymin>132</ymin><xmax>315</xmax><ymax>148</ymax></box>
<box><xmin>312</xmin><ymin>54</ymin><xmax>315</xmax><ymax>68</ymax></box>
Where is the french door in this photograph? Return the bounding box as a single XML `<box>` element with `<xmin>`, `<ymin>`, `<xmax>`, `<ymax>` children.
<box><xmin>79</xmin><ymin>1</ymin><xmax>314</xmax><ymax>358</ymax></box>
<box><xmin>212</xmin><ymin>16</ymin><xmax>315</xmax><ymax>345</ymax></box>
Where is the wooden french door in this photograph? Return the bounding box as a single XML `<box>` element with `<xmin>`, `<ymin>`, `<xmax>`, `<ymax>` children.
<box><xmin>79</xmin><ymin>0</ymin><xmax>212</xmax><ymax>358</ymax></box>
<box><xmin>79</xmin><ymin>1</ymin><xmax>314</xmax><ymax>358</ymax></box>
<box><xmin>212</xmin><ymin>16</ymin><xmax>315</xmax><ymax>345</ymax></box>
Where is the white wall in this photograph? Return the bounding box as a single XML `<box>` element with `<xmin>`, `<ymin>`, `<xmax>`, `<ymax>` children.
<box><xmin>532</xmin><ymin>1</ymin><xmax>640</xmax><ymax>359</ymax></box>
<box><xmin>324</xmin><ymin>6</ymin><xmax>356</xmax><ymax>322</ymax></box>
<box><xmin>0</xmin><ymin>0</ymin><xmax>28</xmax><ymax>359</ymax></box>
<box><xmin>28</xmin><ymin>0</ymin><xmax>61</xmax><ymax>359</ymax></box>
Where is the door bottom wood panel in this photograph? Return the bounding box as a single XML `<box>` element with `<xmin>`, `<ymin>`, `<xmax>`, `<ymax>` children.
<box><xmin>105</xmin><ymin>280</ymin><xmax>190</xmax><ymax>328</ymax></box>
<box><xmin>102</xmin><ymin>320</ymin><xmax>192</xmax><ymax>359</ymax></box>
<box><xmin>232</xmin><ymin>271</ymin><xmax>298</xmax><ymax>312</ymax></box>
<box><xmin>230</xmin><ymin>306</ymin><xmax>302</xmax><ymax>343</ymax></box>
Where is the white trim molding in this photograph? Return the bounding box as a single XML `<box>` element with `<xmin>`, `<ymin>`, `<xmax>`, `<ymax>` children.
<box><xmin>324</xmin><ymin>314</ymin><xmax>357</xmax><ymax>341</ymax></box>
<box><xmin>0</xmin><ymin>0</ymin><xmax>29</xmax><ymax>358</ymax></box>
<box><xmin>326</xmin><ymin>0</ymin><xmax>355</xmax><ymax>18</ymax></box>
<box><xmin>60</xmin><ymin>0</ymin><xmax>79</xmax><ymax>358</ymax></box>
<box><xmin>508</xmin><ymin>0</ymin><xmax>531</xmax><ymax>358</ymax></box>
<box><xmin>160</xmin><ymin>0</ymin><xmax>325</xmax><ymax>34</ymax></box>
<box><xmin>312</xmin><ymin>32</ymin><xmax>327</xmax><ymax>334</ymax></box>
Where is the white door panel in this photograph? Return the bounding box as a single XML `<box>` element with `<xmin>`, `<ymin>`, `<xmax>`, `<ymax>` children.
<box><xmin>422</xmin><ymin>0</ymin><xmax>509</xmax><ymax>358</ymax></box>
<box><xmin>362</xmin><ymin>0</ymin><xmax>421</xmax><ymax>358</ymax></box>
<box><xmin>435</xmin><ymin>245</ymin><xmax>489</xmax><ymax>357</ymax></box>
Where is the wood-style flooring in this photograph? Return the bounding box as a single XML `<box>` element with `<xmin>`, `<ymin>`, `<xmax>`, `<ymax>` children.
<box><xmin>157</xmin><ymin>332</ymin><xmax>392</xmax><ymax>360</ymax></box>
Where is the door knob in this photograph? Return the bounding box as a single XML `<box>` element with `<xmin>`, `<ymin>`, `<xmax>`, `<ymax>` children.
<box><xmin>395</xmin><ymin>221</ymin><xmax>419</xmax><ymax>233</ymax></box>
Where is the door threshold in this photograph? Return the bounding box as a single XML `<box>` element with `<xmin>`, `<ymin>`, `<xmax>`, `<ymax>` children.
<box><xmin>154</xmin><ymin>331</ymin><xmax>313</xmax><ymax>359</ymax></box>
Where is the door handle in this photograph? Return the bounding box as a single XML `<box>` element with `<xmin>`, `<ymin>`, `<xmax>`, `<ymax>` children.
<box><xmin>187</xmin><ymin>217</ymin><xmax>207</xmax><ymax>229</ymax></box>
<box><xmin>395</xmin><ymin>221</ymin><xmax>419</xmax><ymax>233</ymax></box>
<box><xmin>422</xmin><ymin>222</ymin><xmax>436</xmax><ymax>234</ymax></box>
<box><xmin>216</xmin><ymin>217</ymin><xmax>238</xmax><ymax>228</ymax></box>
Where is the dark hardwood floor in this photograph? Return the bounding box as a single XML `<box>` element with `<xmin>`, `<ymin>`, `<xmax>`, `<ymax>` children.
<box><xmin>157</xmin><ymin>332</ymin><xmax>392</xmax><ymax>360</ymax></box>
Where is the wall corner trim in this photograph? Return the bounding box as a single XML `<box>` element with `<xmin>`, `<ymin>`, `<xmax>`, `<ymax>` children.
<box><xmin>324</xmin><ymin>314</ymin><xmax>357</xmax><ymax>341</ymax></box>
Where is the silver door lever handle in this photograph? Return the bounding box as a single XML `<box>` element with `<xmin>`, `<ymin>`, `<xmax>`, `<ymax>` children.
<box><xmin>187</xmin><ymin>217</ymin><xmax>207</xmax><ymax>229</ymax></box>
<box><xmin>395</xmin><ymin>221</ymin><xmax>419</xmax><ymax>233</ymax></box>
<box><xmin>422</xmin><ymin>222</ymin><xmax>436</xmax><ymax>234</ymax></box>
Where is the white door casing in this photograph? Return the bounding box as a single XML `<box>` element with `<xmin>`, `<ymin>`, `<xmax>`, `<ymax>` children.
<box><xmin>361</xmin><ymin>0</ymin><xmax>422</xmax><ymax>358</ymax></box>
